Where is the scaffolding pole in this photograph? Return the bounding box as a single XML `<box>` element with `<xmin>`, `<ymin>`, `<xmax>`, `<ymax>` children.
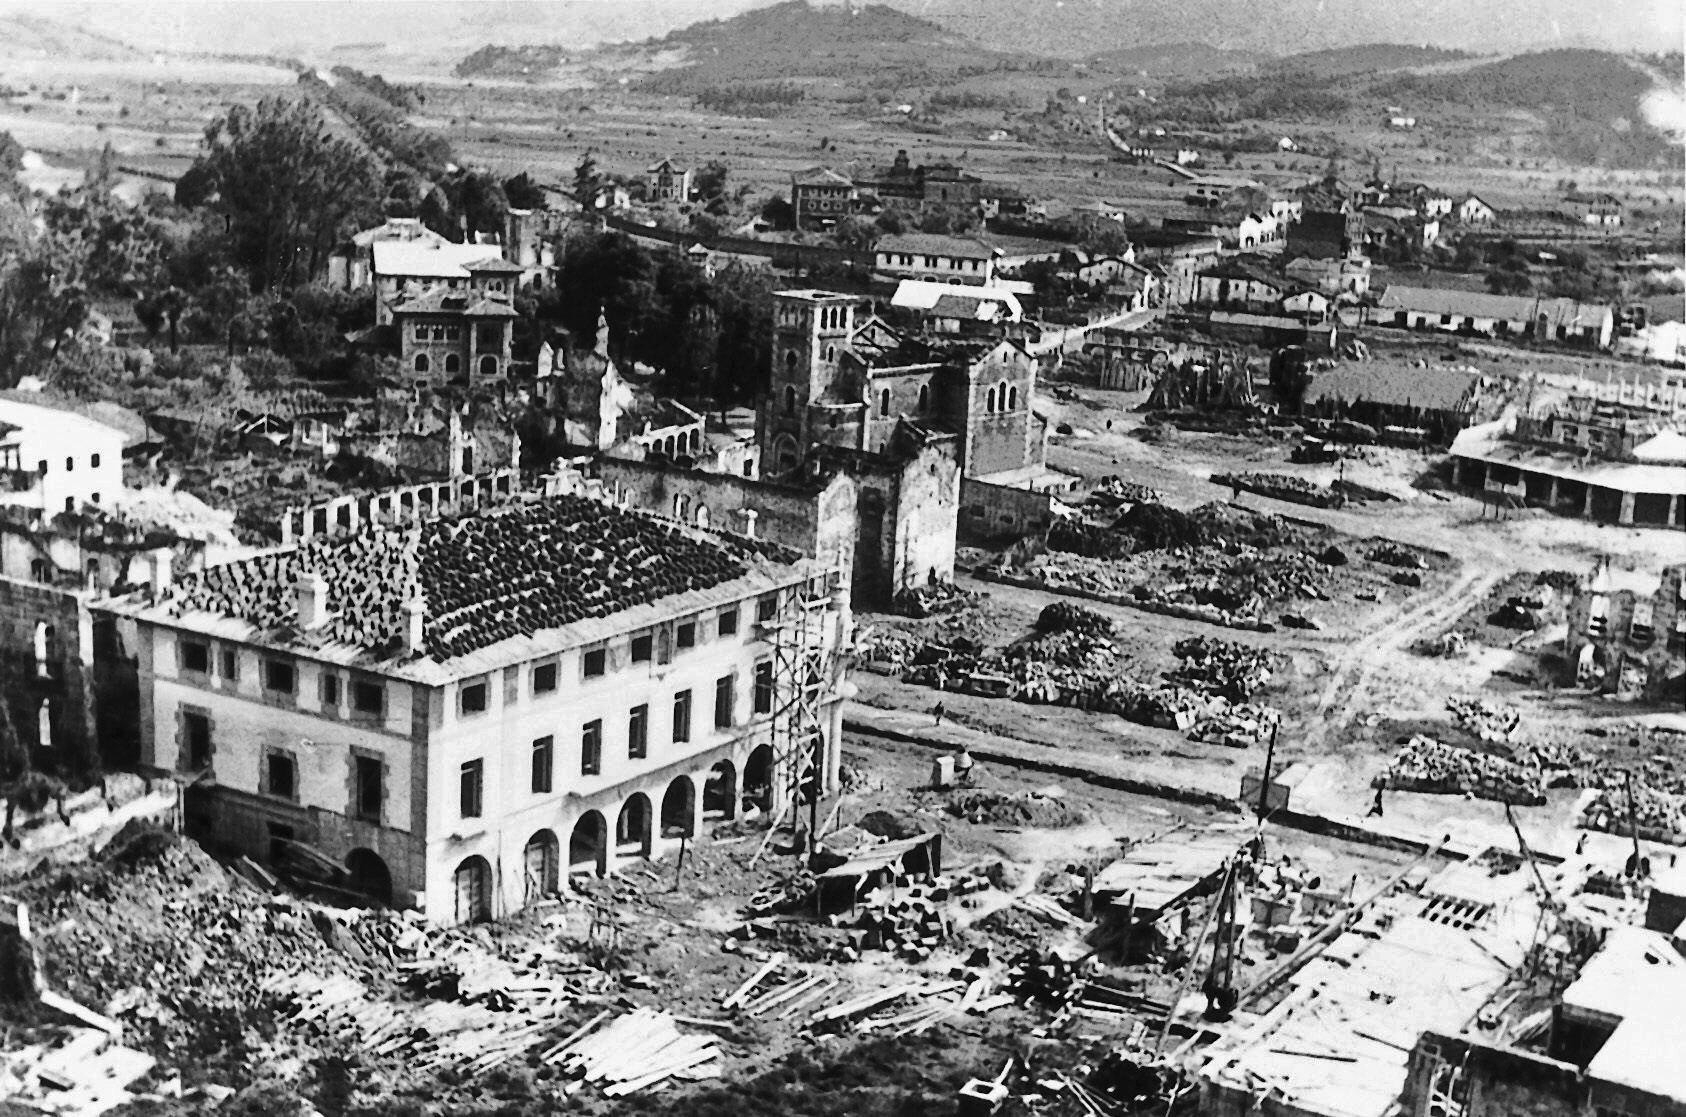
<box><xmin>762</xmin><ymin>568</ymin><xmax>847</xmax><ymax>858</ymax></box>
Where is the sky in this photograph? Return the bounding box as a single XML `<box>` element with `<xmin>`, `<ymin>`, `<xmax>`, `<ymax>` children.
<box><xmin>0</xmin><ymin>0</ymin><xmax>1679</xmax><ymax>61</ymax></box>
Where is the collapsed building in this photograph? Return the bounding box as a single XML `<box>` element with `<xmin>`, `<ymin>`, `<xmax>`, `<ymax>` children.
<box><xmin>1564</xmin><ymin>560</ymin><xmax>1685</xmax><ymax>701</ymax></box>
<box><xmin>1401</xmin><ymin>873</ymin><xmax>1686</xmax><ymax>1117</ymax></box>
<box><xmin>1451</xmin><ymin>383</ymin><xmax>1686</xmax><ymax>529</ymax></box>
<box><xmin>574</xmin><ymin>287</ymin><xmax>1082</xmax><ymax>608</ymax></box>
<box><xmin>95</xmin><ymin>493</ymin><xmax>849</xmax><ymax>925</ymax></box>
<box><xmin>0</xmin><ymin>396</ymin><xmax>245</xmax><ymax>775</ymax></box>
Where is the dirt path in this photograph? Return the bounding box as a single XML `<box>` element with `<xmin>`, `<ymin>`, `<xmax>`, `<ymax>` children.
<box><xmin>1301</xmin><ymin>566</ymin><xmax>1508</xmax><ymax>751</ymax></box>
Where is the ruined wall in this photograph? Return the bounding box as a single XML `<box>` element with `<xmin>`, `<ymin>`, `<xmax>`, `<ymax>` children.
<box><xmin>887</xmin><ymin>443</ymin><xmax>960</xmax><ymax>591</ymax></box>
<box><xmin>962</xmin><ymin>345</ymin><xmax>1040</xmax><ymax>477</ymax></box>
<box><xmin>0</xmin><ymin>576</ymin><xmax>97</xmax><ymax>779</ymax></box>
<box><xmin>960</xmin><ymin>477</ymin><xmax>1056</xmax><ymax>539</ymax></box>
<box><xmin>596</xmin><ymin>458</ymin><xmax>834</xmax><ymax>561</ymax></box>
<box><xmin>1403</xmin><ymin>1033</ymin><xmax>1584</xmax><ymax>1117</ymax></box>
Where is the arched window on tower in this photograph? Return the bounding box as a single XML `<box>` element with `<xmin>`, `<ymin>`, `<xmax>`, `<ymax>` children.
<box><xmin>784</xmin><ymin>387</ymin><xmax>797</xmax><ymax>415</ymax></box>
<box><xmin>414</xmin><ymin>354</ymin><xmax>430</xmax><ymax>374</ymax></box>
<box><xmin>1007</xmin><ymin>385</ymin><xmax>1019</xmax><ymax>410</ymax></box>
<box><xmin>879</xmin><ymin>388</ymin><xmax>892</xmax><ymax>417</ymax></box>
<box><xmin>918</xmin><ymin>384</ymin><xmax>930</xmax><ymax>412</ymax></box>
<box><xmin>998</xmin><ymin>380</ymin><xmax>1010</xmax><ymax>410</ymax></box>
<box><xmin>986</xmin><ymin>387</ymin><xmax>998</xmax><ymax>413</ymax></box>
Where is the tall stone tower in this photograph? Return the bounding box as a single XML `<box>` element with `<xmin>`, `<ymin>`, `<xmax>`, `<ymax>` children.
<box><xmin>757</xmin><ymin>290</ymin><xmax>858</xmax><ymax>477</ymax></box>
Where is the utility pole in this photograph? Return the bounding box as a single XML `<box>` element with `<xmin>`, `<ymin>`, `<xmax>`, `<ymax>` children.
<box><xmin>1256</xmin><ymin>720</ymin><xmax>1278</xmax><ymax>822</ymax></box>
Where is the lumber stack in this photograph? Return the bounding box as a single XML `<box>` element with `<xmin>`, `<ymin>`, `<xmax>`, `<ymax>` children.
<box><xmin>544</xmin><ymin>1008</ymin><xmax>722</xmax><ymax>1096</ymax></box>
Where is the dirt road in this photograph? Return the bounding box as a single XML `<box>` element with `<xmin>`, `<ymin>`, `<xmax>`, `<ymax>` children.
<box><xmin>1300</xmin><ymin>566</ymin><xmax>1508</xmax><ymax>752</ymax></box>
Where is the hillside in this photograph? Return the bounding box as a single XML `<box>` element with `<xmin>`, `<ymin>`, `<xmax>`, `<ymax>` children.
<box><xmin>883</xmin><ymin>0</ymin><xmax>1679</xmax><ymax>58</ymax></box>
<box><xmin>1122</xmin><ymin>47</ymin><xmax>1681</xmax><ymax>169</ymax></box>
<box><xmin>1263</xmin><ymin>44</ymin><xmax>1477</xmax><ymax>79</ymax></box>
<box><xmin>629</xmin><ymin>0</ymin><xmax>1025</xmax><ymax>93</ymax></box>
<box><xmin>1084</xmin><ymin>42</ymin><xmax>1266</xmax><ymax>81</ymax></box>
<box><xmin>0</xmin><ymin>11</ymin><xmax>140</xmax><ymax>61</ymax></box>
<box><xmin>459</xmin><ymin>0</ymin><xmax>1037</xmax><ymax>94</ymax></box>
<box><xmin>1375</xmin><ymin>49</ymin><xmax>1684</xmax><ymax>167</ymax></box>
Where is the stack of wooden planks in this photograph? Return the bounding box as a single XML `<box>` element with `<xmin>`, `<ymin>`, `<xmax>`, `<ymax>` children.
<box><xmin>544</xmin><ymin>1008</ymin><xmax>722</xmax><ymax>1096</ymax></box>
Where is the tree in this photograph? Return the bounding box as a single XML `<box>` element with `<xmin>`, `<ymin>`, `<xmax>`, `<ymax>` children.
<box><xmin>421</xmin><ymin>168</ymin><xmax>510</xmax><ymax>242</ymax></box>
<box><xmin>183</xmin><ymin>96</ymin><xmax>381</xmax><ymax>290</ymax></box>
<box><xmin>504</xmin><ymin>171</ymin><xmax>547</xmax><ymax>211</ymax></box>
<box><xmin>0</xmin><ymin>196</ymin><xmax>92</xmax><ymax>386</ymax></box>
<box><xmin>693</xmin><ymin>160</ymin><xmax>730</xmax><ymax>203</ymax></box>
<box><xmin>833</xmin><ymin>215</ymin><xmax>878</xmax><ymax>252</ymax></box>
<box><xmin>1485</xmin><ymin>268</ymin><xmax>1533</xmax><ymax>296</ymax></box>
<box><xmin>572</xmin><ymin>151</ymin><xmax>605</xmax><ymax>211</ymax></box>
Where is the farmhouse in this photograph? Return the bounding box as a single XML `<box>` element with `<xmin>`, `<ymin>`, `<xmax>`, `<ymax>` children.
<box><xmin>1376</xmin><ymin>285</ymin><xmax>1614</xmax><ymax>349</ymax></box>
<box><xmin>645</xmin><ymin>157</ymin><xmax>693</xmax><ymax>204</ymax></box>
<box><xmin>1300</xmin><ymin>360</ymin><xmax>1490</xmax><ymax>444</ymax></box>
<box><xmin>1456</xmin><ymin>193</ymin><xmax>1496</xmax><ymax>225</ymax></box>
<box><xmin>1563</xmin><ymin>192</ymin><xmax>1624</xmax><ymax>228</ymax></box>
<box><xmin>790</xmin><ymin>167</ymin><xmax>858</xmax><ymax>228</ymax></box>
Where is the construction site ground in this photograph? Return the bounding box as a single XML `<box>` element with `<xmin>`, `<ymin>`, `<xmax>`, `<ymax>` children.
<box><xmin>5</xmin><ymin>738</ymin><xmax>1414</xmax><ymax>1117</ymax></box>
<box><xmin>852</xmin><ymin>374</ymin><xmax>1686</xmax><ymax>877</ymax></box>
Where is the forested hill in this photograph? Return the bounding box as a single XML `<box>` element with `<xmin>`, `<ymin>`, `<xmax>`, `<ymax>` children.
<box><xmin>1374</xmin><ymin>49</ymin><xmax>1684</xmax><ymax>167</ymax></box>
<box><xmin>457</xmin><ymin>0</ymin><xmax>1035</xmax><ymax>90</ymax></box>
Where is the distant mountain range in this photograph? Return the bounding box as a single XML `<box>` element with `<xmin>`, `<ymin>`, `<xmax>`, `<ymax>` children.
<box><xmin>882</xmin><ymin>0</ymin><xmax>1680</xmax><ymax>58</ymax></box>
<box><xmin>4</xmin><ymin>0</ymin><xmax>1677</xmax><ymax>71</ymax></box>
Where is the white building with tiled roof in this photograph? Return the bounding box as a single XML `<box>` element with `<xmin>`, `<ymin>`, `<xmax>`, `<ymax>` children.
<box><xmin>97</xmin><ymin>495</ymin><xmax>849</xmax><ymax>924</ymax></box>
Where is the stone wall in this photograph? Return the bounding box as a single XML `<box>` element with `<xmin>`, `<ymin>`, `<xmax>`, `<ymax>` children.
<box><xmin>0</xmin><ymin>575</ymin><xmax>97</xmax><ymax>778</ymax></box>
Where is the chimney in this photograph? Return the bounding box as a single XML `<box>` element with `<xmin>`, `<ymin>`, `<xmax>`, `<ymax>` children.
<box><xmin>296</xmin><ymin>572</ymin><xmax>328</xmax><ymax>629</ymax></box>
<box><xmin>404</xmin><ymin>594</ymin><xmax>427</xmax><ymax>656</ymax></box>
<box><xmin>149</xmin><ymin>549</ymin><xmax>173</xmax><ymax>592</ymax></box>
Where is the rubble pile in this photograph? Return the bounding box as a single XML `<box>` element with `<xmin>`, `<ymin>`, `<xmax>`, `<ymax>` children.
<box><xmin>1212</xmin><ymin>472</ymin><xmax>1344</xmax><ymax>509</ymax></box>
<box><xmin>1167</xmin><ymin>636</ymin><xmax>1277</xmax><ymax>702</ymax></box>
<box><xmin>1036</xmin><ymin>601</ymin><xmax>1115</xmax><ymax>636</ymax></box>
<box><xmin>20</xmin><ymin>826</ymin><xmax>363</xmax><ymax>1064</ymax></box>
<box><xmin>167</xmin><ymin>495</ymin><xmax>776</xmax><ymax>661</ymax></box>
<box><xmin>1187</xmin><ymin>703</ymin><xmax>1280</xmax><ymax>749</ymax></box>
<box><xmin>855</xmin><ymin>626</ymin><xmax>923</xmax><ymax>674</ymax></box>
<box><xmin>893</xmin><ymin>581</ymin><xmax>980</xmax><ymax>618</ymax></box>
<box><xmin>1581</xmin><ymin>783</ymin><xmax>1686</xmax><ymax>844</ymax></box>
<box><xmin>1447</xmin><ymin>698</ymin><xmax>1523</xmax><ymax>743</ymax></box>
<box><xmin>1048</xmin><ymin>521</ymin><xmax>1137</xmax><ymax>560</ymax></box>
<box><xmin>1095</xmin><ymin>477</ymin><xmax>1166</xmax><ymax>505</ymax></box>
<box><xmin>1382</xmin><ymin>736</ymin><xmax>1546</xmax><ymax>805</ymax></box>
<box><xmin>944</xmin><ymin>790</ymin><xmax>1088</xmax><ymax>828</ymax></box>
<box><xmin>1368</xmin><ymin>543</ymin><xmax>1427</xmax><ymax>570</ymax></box>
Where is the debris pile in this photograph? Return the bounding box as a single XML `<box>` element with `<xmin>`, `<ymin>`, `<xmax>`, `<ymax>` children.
<box><xmin>1188</xmin><ymin>703</ymin><xmax>1280</xmax><ymax>749</ymax></box>
<box><xmin>1581</xmin><ymin>783</ymin><xmax>1686</xmax><ymax>844</ymax></box>
<box><xmin>1368</xmin><ymin>543</ymin><xmax>1427</xmax><ymax>569</ymax></box>
<box><xmin>1447</xmin><ymin>698</ymin><xmax>1523</xmax><ymax>743</ymax></box>
<box><xmin>1168</xmin><ymin>636</ymin><xmax>1277</xmax><ymax>702</ymax></box>
<box><xmin>1382</xmin><ymin>736</ymin><xmax>1546</xmax><ymax>805</ymax></box>
<box><xmin>944</xmin><ymin>790</ymin><xmax>1087</xmax><ymax>828</ymax></box>
<box><xmin>1212</xmin><ymin>472</ymin><xmax>1344</xmax><ymax>509</ymax></box>
<box><xmin>1037</xmin><ymin>601</ymin><xmax>1115</xmax><ymax>636</ymax></box>
<box><xmin>20</xmin><ymin>826</ymin><xmax>360</xmax><ymax>1067</ymax></box>
<box><xmin>893</xmin><ymin>581</ymin><xmax>980</xmax><ymax>618</ymax></box>
<box><xmin>1095</xmin><ymin>477</ymin><xmax>1166</xmax><ymax>505</ymax></box>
